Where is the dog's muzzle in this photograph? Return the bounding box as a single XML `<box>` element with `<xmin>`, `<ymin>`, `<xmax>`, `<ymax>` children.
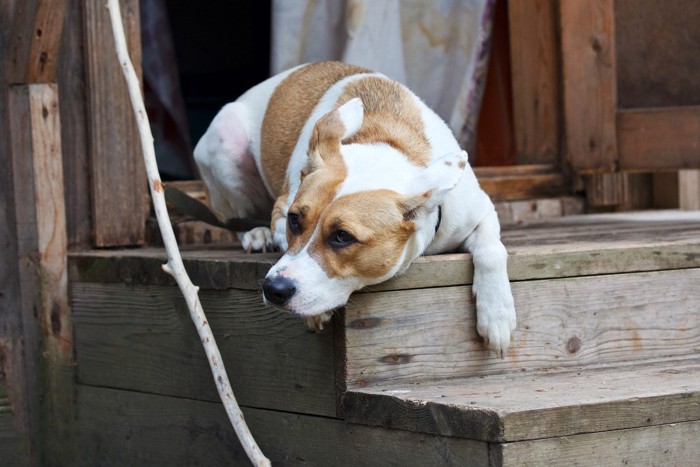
<box><xmin>262</xmin><ymin>275</ymin><xmax>297</xmax><ymax>307</ymax></box>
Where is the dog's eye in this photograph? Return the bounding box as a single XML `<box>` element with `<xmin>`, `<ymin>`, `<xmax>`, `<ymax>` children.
<box><xmin>329</xmin><ymin>230</ymin><xmax>357</xmax><ymax>249</ymax></box>
<box><xmin>288</xmin><ymin>212</ymin><xmax>301</xmax><ymax>235</ymax></box>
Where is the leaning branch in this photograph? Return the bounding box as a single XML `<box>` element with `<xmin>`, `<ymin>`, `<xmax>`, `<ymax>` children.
<box><xmin>105</xmin><ymin>1</ymin><xmax>270</xmax><ymax>465</ymax></box>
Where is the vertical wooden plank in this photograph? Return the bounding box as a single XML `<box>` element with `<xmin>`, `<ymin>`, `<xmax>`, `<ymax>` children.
<box><xmin>8</xmin><ymin>83</ymin><xmax>75</xmax><ymax>465</ymax></box>
<box><xmin>7</xmin><ymin>0</ymin><xmax>69</xmax><ymax>84</ymax></box>
<box><xmin>57</xmin><ymin>0</ymin><xmax>92</xmax><ymax>249</ymax></box>
<box><xmin>560</xmin><ymin>0</ymin><xmax>618</xmax><ymax>173</ymax></box>
<box><xmin>508</xmin><ymin>0</ymin><xmax>560</xmax><ymax>165</ymax></box>
<box><xmin>1</xmin><ymin>3</ymin><xmax>35</xmax><ymax>464</ymax></box>
<box><xmin>83</xmin><ymin>0</ymin><xmax>147</xmax><ymax>247</ymax></box>
<box><xmin>584</xmin><ymin>172</ymin><xmax>627</xmax><ymax>207</ymax></box>
<box><xmin>678</xmin><ymin>169</ymin><xmax>700</xmax><ymax>210</ymax></box>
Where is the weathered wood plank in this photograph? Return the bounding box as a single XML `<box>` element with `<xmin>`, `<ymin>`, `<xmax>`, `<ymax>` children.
<box><xmin>0</xmin><ymin>351</ymin><xmax>29</xmax><ymax>466</ymax></box>
<box><xmin>478</xmin><ymin>172</ymin><xmax>569</xmax><ymax>202</ymax></box>
<box><xmin>7</xmin><ymin>0</ymin><xmax>69</xmax><ymax>83</ymax></box>
<box><xmin>508</xmin><ymin>0</ymin><xmax>560</xmax><ymax>165</ymax></box>
<box><xmin>68</xmin><ymin>211</ymin><xmax>700</xmax><ymax>291</ymax></box>
<box><xmin>618</xmin><ymin>107</ymin><xmax>700</xmax><ymax>170</ymax></box>
<box><xmin>560</xmin><ymin>0</ymin><xmax>618</xmax><ymax>173</ymax></box>
<box><xmin>75</xmin><ymin>384</ymin><xmax>488</xmax><ymax>466</ymax></box>
<box><xmin>83</xmin><ymin>0</ymin><xmax>147</xmax><ymax>246</ymax></box>
<box><xmin>679</xmin><ymin>169</ymin><xmax>700</xmax><ymax>210</ymax></box>
<box><xmin>343</xmin><ymin>269</ymin><xmax>700</xmax><ymax>385</ymax></box>
<box><xmin>57</xmin><ymin>0</ymin><xmax>92</xmax><ymax>249</ymax></box>
<box><xmin>8</xmin><ymin>83</ymin><xmax>75</xmax><ymax>464</ymax></box>
<box><xmin>1</xmin><ymin>3</ymin><xmax>33</xmax><ymax>464</ymax></box>
<box><xmin>496</xmin><ymin>420</ymin><xmax>700</xmax><ymax>466</ymax></box>
<box><xmin>344</xmin><ymin>359</ymin><xmax>700</xmax><ymax>442</ymax></box>
<box><xmin>71</xmin><ymin>283</ymin><xmax>337</xmax><ymax>417</ymax></box>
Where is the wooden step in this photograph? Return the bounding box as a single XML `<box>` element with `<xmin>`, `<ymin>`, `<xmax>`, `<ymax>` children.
<box><xmin>342</xmin><ymin>358</ymin><xmax>700</xmax><ymax>442</ymax></box>
<box><xmin>340</xmin><ymin>211</ymin><xmax>700</xmax><ymax>386</ymax></box>
<box><xmin>67</xmin><ymin>210</ymin><xmax>700</xmax><ymax>464</ymax></box>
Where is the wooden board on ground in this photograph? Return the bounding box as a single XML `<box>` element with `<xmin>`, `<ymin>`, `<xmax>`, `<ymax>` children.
<box><xmin>75</xmin><ymin>384</ymin><xmax>488</xmax><ymax>466</ymax></box>
<box><xmin>343</xmin><ymin>268</ymin><xmax>700</xmax><ymax>385</ymax></box>
<box><xmin>343</xmin><ymin>358</ymin><xmax>700</xmax><ymax>442</ymax></box>
<box><xmin>71</xmin><ymin>283</ymin><xmax>337</xmax><ymax>417</ymax></box>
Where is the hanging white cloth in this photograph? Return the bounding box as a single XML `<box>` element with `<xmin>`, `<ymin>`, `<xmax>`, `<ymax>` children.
<box><xmin>271</xmin><ymin>0</ymin><xmax>495</xmax><ymax>150</ymax></box>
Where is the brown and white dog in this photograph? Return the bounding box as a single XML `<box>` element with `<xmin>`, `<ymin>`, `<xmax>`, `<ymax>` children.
<box><xmin>194</xmin><ymin>62</ymin><xmax>516</xmax><ymax>356</ymax></box>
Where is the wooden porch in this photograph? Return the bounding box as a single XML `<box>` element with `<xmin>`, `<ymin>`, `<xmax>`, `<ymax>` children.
<box><xmin>67</xmin><ymin>211</ymin><xmax>700</xmax><ymax>465</ymax></box>
<box><xmin>2</xmin><ymin>0</ymin><xmax>700</xmax><ymax>465</ymax></box>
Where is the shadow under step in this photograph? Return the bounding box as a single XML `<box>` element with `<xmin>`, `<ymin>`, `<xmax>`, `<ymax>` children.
<box><xmin>343</xmin><ymin>358</ymin><xmax>700</xmax><ymax>443</ymax></box>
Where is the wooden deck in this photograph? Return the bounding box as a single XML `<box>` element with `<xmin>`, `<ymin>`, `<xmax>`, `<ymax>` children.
<box><xmin>67</xmin><ymin>211</ymin><xmax>700</xmax><ymax>465</ymax></box>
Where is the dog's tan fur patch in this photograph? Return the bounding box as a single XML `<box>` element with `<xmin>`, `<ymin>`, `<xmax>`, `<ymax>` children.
<box><xmin>338</xmin><ymin>76</ymin><xmax>431</xmax><ymax>167</ymax></box>
<box><xmin>308</xmin><ymin>190</ymin><xmax>416</xmax><ymax>279</ymax></box>
<box><xmin>261</xmin><ymin>62</ymin><xmax>369</xmax><ymax>198</ymax></box>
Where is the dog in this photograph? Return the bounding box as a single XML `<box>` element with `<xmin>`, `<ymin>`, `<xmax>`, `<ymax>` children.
<box><xmin>194</xmin><ymin>61</ymin><xmax>516</xmax><ymax>356</ymax></box>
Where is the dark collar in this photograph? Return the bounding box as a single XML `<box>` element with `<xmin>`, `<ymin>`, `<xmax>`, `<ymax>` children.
<box><xmin>435</xmin><ymin>205</ymin><xmax>442</xmax><ymax>233</ymax></box>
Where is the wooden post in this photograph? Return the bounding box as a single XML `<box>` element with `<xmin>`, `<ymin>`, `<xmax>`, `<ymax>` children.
<box><xmin>83</xmin><ymin>0</ymin><xmax>148</xmax><ymax>247</ymax></box>
<box><xmin>508</xmin><ymin>0</ymin><xmax>561</xmax><ymax>165</ymax></box>
<box><xmin>8</xmin><ymin>83</ymin><xmax>75</xmax><ymax>465</ymax></box>
<box><xmin>560</xmin><ymin>0</ymin><xmax>618</xmax><ymax>173</ymax></box>
<box><xmin>2</xmin><ymin>1</ymin><xmax>71</xmax><ymax>463</ymax></box>
<box><xmin>7</xmin><ymin>0</ymin><xmax>68</xmax><ymax>84</ymax></box>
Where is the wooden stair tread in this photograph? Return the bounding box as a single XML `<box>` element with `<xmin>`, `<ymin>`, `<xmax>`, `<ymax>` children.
<box><xmin>70</xmin><ymin>210</ymin><xmax>700</xmax><ymax>292</ymax></box>
<box><xmin>343</xmin><ymin>358</ymin><xmax>700</xmax><ymax>443</ymax></box>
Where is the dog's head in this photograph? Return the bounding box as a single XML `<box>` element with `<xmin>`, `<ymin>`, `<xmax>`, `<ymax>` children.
<box><xmin>263</xmin><ymin>98</ymin><xmax>467</xmax><ymax>318</ymax></box>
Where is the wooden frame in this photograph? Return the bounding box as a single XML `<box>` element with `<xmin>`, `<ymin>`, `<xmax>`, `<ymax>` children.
<box><xmin>558</xmin><ymin>0</ymin><xmax>700</xmax><ymax>208</ymax></box>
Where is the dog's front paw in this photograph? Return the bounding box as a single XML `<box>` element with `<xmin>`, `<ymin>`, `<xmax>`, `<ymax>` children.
<box><xmin>241</xmin><ymin>227</ymin><xmax>274</xmax><ymax>253</ymax></box>
<box><xmin>302</xmin><ymin>312</ymin><xmax>334</xmax><ymax>332</ymax></box>
<box><xmin>273</xmin><ymin>228</ymin><xmax>288</xmax><ymax>252</ymax></box>
<box><xmin>473</xmin><ymin>280</ymin><xmax>516</xmax><ymax>358</ymax></box>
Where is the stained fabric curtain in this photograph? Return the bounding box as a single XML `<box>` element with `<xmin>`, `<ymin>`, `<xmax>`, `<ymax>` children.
<box><xmin>271</xmin><ymin>0</ymin><xmax>495</xmax><ymax>152</ymax></box>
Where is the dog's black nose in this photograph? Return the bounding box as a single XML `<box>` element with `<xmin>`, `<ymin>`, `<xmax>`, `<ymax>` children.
<box><xmin>263</xmin><ymin>275</ymin><xmax>297</xmax><ymax>306</ymax></box>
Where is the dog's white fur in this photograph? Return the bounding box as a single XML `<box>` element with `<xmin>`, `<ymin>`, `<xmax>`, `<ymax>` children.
<box><xmin>194</xmin><ymin>62</ymin><xmax>516</xmax><ymax>356</ymax></box>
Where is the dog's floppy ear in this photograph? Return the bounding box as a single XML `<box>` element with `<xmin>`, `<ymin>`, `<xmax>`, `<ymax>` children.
<box><xmin>400</xmin><ymin>151</ymin><xmax>468</xmax><ymax>218</ymax></box>
<box><xmin>304</xmin><ymin>98</ymin><xmax>364</xmax><ymax>177</ymax></box>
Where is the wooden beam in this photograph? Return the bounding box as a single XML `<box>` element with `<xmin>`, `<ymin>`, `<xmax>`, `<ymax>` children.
<box><xmin>7</xmin><ymin>0</ymin><xmax>69</xmax><ymax>83</ymax></box>
<box><xmin>57</xmin><ymin>0</ymin><xmax>92</xmax><ymax>249</ymax></box>
<box><xmin>560</xmin><ymin>0</ymin><xmax>618</xmax><ymax>173</ymax></box>
<box><xmin>8</xmin><ymin>83</ymin><xmax>75</xmax><ymax>464</ymax></box>
<box><xmin>83</xmin><ymin>0</ymin><xmax>147</xmax><ymax>247</ymax></box>
<box><xmin>618</xmin><ymin>107</ymin><xmax>700</xmax><ymax>170</ymax></box>
<box><xmin>508</xmin><ymin>0</ymin><xmax>561</xmax><ymax>165</ymax></box>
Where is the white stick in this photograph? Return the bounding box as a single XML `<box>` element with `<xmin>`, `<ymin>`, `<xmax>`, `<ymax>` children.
<box><xmin>105</xmin><ymin>2</ymin><xmax>270</xmax><ymax>465</ymax></box>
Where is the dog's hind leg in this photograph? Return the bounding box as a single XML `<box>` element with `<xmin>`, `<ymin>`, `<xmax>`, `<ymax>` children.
<box><xmin>463</xmin><ymin>209</ymin><xmax>516</xmax><ymax>357</ymax></box>
<box><xmin>195</xmin><ymin>103</ymin><xmax>277</xmax><ymax>252</ymax></box>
